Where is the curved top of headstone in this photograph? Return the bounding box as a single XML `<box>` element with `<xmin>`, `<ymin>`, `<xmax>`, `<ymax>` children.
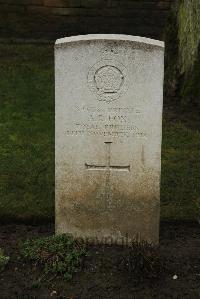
<box><xmin>55</xmin><ymin>34</ymin><xmax>164</xmax><ymax>49</ymax></box>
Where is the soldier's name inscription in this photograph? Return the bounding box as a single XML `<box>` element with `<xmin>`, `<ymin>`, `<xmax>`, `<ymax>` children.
<box><xmin>65</xmin><ymin>104</ymin><xmax>147</xmax><ymax>138</ymax></box>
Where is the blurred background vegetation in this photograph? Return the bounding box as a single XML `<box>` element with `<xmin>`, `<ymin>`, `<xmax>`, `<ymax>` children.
<box><xmin>0</xmin><ymin>0</ymin><xmax>199</xmax><ymax>223</ymax></box>
<box><xmin>165</xmin><ymin>0</ymin><xmax>200</xmax><ymax>109</ymax></box>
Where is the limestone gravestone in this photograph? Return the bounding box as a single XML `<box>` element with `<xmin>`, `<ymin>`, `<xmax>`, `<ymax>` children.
<box><xmin>55</xmin><ymin>34</ymin><xmax>164</xmax><ymax>245</ymax></box>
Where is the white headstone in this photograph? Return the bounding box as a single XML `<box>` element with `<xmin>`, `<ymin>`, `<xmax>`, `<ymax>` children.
<box><xmin>55</xmin><ymin>34</ymin><xmax>164</xmax><ymax>245</ymax></box>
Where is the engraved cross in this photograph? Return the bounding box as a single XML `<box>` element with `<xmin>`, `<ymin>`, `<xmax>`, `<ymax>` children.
<box><xmin>85</xmin><ymin>142</ymin><xmax>130</xmax><ymax>172</ymax></box>
<box><xmin>85</xmin><ymin>142</ymin><xmax>130</xmax><ymax>208</ymax></box>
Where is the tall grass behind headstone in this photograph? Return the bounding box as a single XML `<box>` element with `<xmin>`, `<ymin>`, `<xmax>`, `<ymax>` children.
<box><xmin>178</xmin><ymin>0</ymin><xmax>200</xmax><ymax>108</ymax></box>
<box><xmin>165</xmin><ymin>0</ymin><xmax>200</xmax><ymax>108</ymax></box>
<box><xmin>178</xmin><ymin>0</ymin><xmax>200</xmax><ymax>74</ymax></box>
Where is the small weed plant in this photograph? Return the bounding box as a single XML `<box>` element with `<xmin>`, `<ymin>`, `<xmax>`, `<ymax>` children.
<box><xmin>20</xmin><ymin>234</ymin><xmax>86</xmax><ymax>280</ymax></box>
<box><xmin>120</xmin><ymin>241</ymin><xmax>165</xmax><ymax>280</ymax></box>
<box><xmin>0</xmin><ymin>248</ymin><xmax>9</xmax><ymax>272</ymax></box>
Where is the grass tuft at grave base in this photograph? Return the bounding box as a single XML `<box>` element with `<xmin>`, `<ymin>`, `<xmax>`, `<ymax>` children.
<box><xmin>20</xmin><ymin>236</ymin><xmax>162</xmax><ymax>283</ymax></box>
<box><xmin>0</xmin><ymin>43</ymin><xmax>199</xmax><ymax>223</ymax></box>
<box><xmin>119</xmin><ymin>241</ymin><xmax>165</xmax><ymax>280</ymax></box>
<box><xmin>20</xmin><ymin>234</ymin><xmax>86</xmax><ymax>281</ymax></box>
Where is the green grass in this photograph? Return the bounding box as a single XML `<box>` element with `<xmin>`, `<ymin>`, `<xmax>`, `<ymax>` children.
<box><xmin>0</xmin><ymin>43</ymin><xmax>199</xmax><ymax>222</ymax></box>
<box><xmin>161</xmin><ymin>114</ymin><xmax>200</xmax><ymax>220</ymax></box>
<box><xmin>0</xmin><ymin>44</ymin><xmax>54</xmax><ymax>222</ymax></box>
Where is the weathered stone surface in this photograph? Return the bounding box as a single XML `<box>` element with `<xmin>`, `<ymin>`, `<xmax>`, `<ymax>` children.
<box><xmin>55</xmin><ymin>34</ymin><xmax>164</xmax><ymax>245</ymax></box>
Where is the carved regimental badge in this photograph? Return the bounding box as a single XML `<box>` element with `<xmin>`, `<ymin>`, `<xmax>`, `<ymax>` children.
<box><xmin>88</xmin><ymin>59</ymin><xmax>129</xmax><ymax>103</ymax></box>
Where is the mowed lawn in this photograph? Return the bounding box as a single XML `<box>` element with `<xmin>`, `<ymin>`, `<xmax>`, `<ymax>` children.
<box><xmin>0</xmin><ymin>43</ymin><xmax>199</xmax><ymax>222</ymax></box>
<box><xmin>0</xmin><ymin>44</ymin><xmax>54</xmax><ymax>222</ymax></box>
